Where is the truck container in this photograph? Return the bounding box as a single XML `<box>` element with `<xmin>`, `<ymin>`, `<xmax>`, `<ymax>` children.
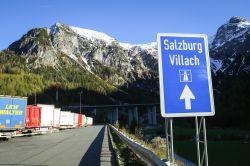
<box><xmin>78</xmin><ymin>114</ymin><xmax>82</xmax><ymax>126</ymax></box>
<box><xmin>73</xmin><ymin>113</ymin><xmax>78</xmax><ymax>127</ymax></box>
<box><xmin>53</xmin><ymin>108</ymin><xmax>61</xmax><ymax>128</ymax></box>
<box><xmin>82</xmin><ymin>114</ymin><xmax>87</xmax><ymax>126</ymax></box>
<box><xmin>37</xmin><ymin>104</ymin><xmax>54</xmax><ymax>127</ymax></box>
<box><xmin>0</xmin><ymin>96</ymin><xmax>27</xmax><ymax>130</ymax></box>
<box><xmin>60</xmin><ymin>111</ymin><xmax>74</xmax><ymax>128</ymax></box>
<box><xmin>25</xmin><ymin>105</ymin><xmax>41</xmax><ymax>128</ymax></box>
<box><xmin>86</xmin><ymin>117</ymin><xmax>93</xmax><ymax>126</ymax></box>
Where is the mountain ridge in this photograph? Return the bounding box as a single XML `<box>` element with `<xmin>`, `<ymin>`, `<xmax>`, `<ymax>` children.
<box><xmin>5</xmin><ymin>23</ymin><xmax>159</xmax><ymax>88</ymax></box>
<box><xmin>0</xmin><ymin>16</ymin><xmax>250</xmax><ymax>127</ymax></box>
<box><xmin>209</xmin><ymin>16</ymin><xmax>250</xmax><ymax>76</ymax></box>
<box><xmin>2</xmin><ymin>17</ymin><xmax>250</xmax><ymax>87</ymax></box>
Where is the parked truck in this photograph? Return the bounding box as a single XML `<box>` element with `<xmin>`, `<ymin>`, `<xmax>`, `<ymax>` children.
<box><xmin>37</xmin><ymin>104</ymin><xmax>55</xmax><ymax>128</ymax></box>
<box><xmin>0</xmin><ymin>96</ymin><xmax>27</xmax><ymax>139</ymax></box>
<box><xmin>82</xmin><ymin>114</ymin><xmax>87</xmax><ymax>126</ymax></box>
<box><xmin>78</xmin><ymin>114</ymin><xmax>87</xmax><ymax>127</ymax></box>
<box><xmin>59</xmin><ymin>111</ymin><xmax>74</xmax><ymax>129</ymax></box>
<box><xmin>73</xmin><ymin>113</ymin><xmax>78</xmax><ymax>128</ymax></box>
<box><xmin>25</xmin><ymin>105</ymin><xmax>41</xmax><ymax>128</ymax></box>
<box><xmin>86</xmin><ymin>117</ymin><xmax>93</xmax><ymax>126</ymax></box>
<box><xmin>78</xmin><ymin>114</ymin><xmax>82</xmax><ymax>127</ymax></box>
<box><xmin>53</xmin><ymin>108</ymin><xmax>61</xmax><ymax>128</ymax></box>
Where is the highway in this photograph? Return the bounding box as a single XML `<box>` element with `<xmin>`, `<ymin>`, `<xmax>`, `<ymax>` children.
<box><xmin>0</xmin><ymin>125</ymin><xmax>116</xmax><ymax>166</ymax></box>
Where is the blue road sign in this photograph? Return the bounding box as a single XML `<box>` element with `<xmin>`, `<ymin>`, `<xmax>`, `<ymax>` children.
<box><xmin>157</xmin><ymin>33</ymin><xmax>215</xmax><ymax>117</ymax></box>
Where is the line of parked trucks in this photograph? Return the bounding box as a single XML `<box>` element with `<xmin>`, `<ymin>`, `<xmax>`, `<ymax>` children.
<box><xmin>0</xmin><ymin>96</ymin><xmax>93</xmax><ymax>139</ymax></box>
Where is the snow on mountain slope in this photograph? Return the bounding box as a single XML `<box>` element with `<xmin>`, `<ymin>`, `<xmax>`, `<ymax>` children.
<box><xmin>210</xmin><ymin>58</ymin><xmax>223</xmax><ymax>74</ymax></box>
<box><xmin>136</xmin><ymin>42</ymin><xmax>158</xmax><ymax>55</ymax></box>
<box><xmin>69</xmin><ymin>25</ymin><xmax>157</xmax><ymax>53</ymax></box>
<box><xmin>119</xmin><ymin>42</ymin><xmax>134</xmax><ymax>50</ymax></box>
<box><xmin>70</xmin><ymin>26</ymin><xmax>116</xmax><ymax>44</ymax></box>
<box><xmin>210</xmin><ymin>16</ymin><xmax>250</xmax><ymax>53</ymax></box>
<box><xmin>209</xmin><ymin>16</ymin><xmax>250</xmax><ymax>75</ymax></box>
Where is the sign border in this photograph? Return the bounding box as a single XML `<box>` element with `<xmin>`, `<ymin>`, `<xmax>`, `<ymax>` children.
<box><xmin>157</xmin><ymin>33</ymin><xmax>215</xmax><ymax>117</ymax></box>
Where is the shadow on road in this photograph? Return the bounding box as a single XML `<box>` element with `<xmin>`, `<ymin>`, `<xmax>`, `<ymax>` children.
<box><xmin>0</xmin><ymin>164</ymin><xmax>48</xmax><ymax>166</ymax></box>
<box><xmin>79</xmin><ymin>126</ymin><xmax>105</xmax><ymax>166</ymax></box>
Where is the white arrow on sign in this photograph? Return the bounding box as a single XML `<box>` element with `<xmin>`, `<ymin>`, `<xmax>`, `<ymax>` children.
<box><xmin>180</xmin><ymin>84</ymin><xmax>195</xmax><ymax>110</ymax></box>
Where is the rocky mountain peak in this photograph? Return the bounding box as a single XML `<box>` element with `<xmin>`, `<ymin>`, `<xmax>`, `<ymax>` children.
<box><xmin>210</xmin><ymin>16</ymin><xmax>250</xmax><ymax>54</ymax></box>
<box><xmin>7</xmin><ymin>27</ymin><xmax>57</xmax><ymax>67</ymax></box>
<box><xmin>209</xmin><ymin>16</ymin><xmax>250</xmax><ymax>75</ymax></box>
<box><xmin>4</xmin><ymin>23</ymin><xmax>159</xmax><ymax>88</ymax></box>
<box><xmin>228</xmin><ymin>16</ymin><xmax>248</xmax><ymax>24</ymax></box>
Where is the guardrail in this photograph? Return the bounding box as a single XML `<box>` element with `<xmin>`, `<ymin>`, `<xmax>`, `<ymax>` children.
<box><xmin>109</xmin><ymin>124</ymin><xmax>168</xmax><ymax>166</ymax></box>
<box><xmin>107</xmin><ymin>126</ymin><xmax>120</xmax><ymax>166</ymax></box>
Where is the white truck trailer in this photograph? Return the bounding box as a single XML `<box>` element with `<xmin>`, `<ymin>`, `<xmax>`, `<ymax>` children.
<box><xmin>37</xmin><ymin>104</ymin><xmax>55</xmax><ymax>128</ymax></box>
<box><xmin>59</xmin><ymin>111</ymin><xmax>74</xmax><ymax>129</ymax></box>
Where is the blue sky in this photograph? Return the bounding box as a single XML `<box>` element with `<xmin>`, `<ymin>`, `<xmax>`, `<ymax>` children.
<box><xmin>1</xmin><ymin>0</ymin><xmax>250</xmax><ymax>50</ymax></box>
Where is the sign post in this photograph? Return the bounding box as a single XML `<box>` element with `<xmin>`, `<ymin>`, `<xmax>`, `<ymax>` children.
<box><xmin>165</xmin><ymin>118</ymin><xmax>175</xmax><ymax>165</ymax></box>
<box><xmin>157</xmin><ymin>33</ymin><xmax>215</xmax><ymax>166</ymax></box>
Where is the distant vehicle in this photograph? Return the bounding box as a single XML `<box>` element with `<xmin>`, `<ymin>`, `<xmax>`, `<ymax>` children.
<box><xmin>73</xmin><ymin>113</ymin><xmax>78</xmax><ymax>128</ymax></box>
<box><xmin>82</xmin><ymin>114</ymin><xmax>87</xmax><ymax>126</ymax></box>
<box><xmin>0</xmin><ymin>96</ymin><xmax>27</xmax><ymax>130</ymax></box>
<box><xmin>86</xmin><ymin>117</ymin><xmax>93</xmax><ymax>126</ymax></box>
<box><xmin>59</xmin><ymin>111</ymin><xmax>74</xmax><ymax>128</ymax></box>
<box><xmin>78</xmin><ymin>114</ymin><xmax>87</xmax><ymax>127</ymax></box>
<box><xmin>53</xmin><ymin>108</ymin><xmax>61</xmax><ymax>128</ymax></box>
<box><xmin>37</xmin><ymin>104</ymin><xmax>55</xmax><ymax>128</ymax></box>
<box><xmin>78</xmin><ymin>114</ymin><xmax>83</xmax><ymax>127</ymax></box>
<box><xmin>1</xmin><ymin>98</ymin><xmax>90</xmax><ymax>139</ymax></box>
<box><xmin>25</xmin><ymin>105</ymin><xmax>41</xmax><ymax>128</ymax></box>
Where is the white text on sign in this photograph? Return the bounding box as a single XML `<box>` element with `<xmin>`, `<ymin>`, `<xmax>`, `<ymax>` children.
<box><xmin>169</xmin><ymin>55</ymin><xmax>200</xmax><ymax>66</ymax></box>
<box><xmin>164</xmin><ymin>39</ymin><xmax>202</xmax><ymax>66</ymax></box>
<box><xmin>163</xmin><ymin>39</ymin><xmax>203</xmax><ymax>53</ymax></box>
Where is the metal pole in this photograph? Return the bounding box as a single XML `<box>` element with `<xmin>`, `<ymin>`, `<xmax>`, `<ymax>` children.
<box><xmin>195</xmin><ymin>116</ymin><xmax>201</xmax><ymax>166</ymax></box>
<box><xmin>35</xmin><ymin>91</ymin><xmax>37</xmax><ymax>105</ymax></box>
<box><xmin>165</xmin><ymin>118</ymin><xmax>170</xmax><ymax>160</ymax></box>
<box><xmin>115</xmin><ymin>107</ymin><xmax>118</xmax><ymax>124</ymax></box>
<box><xmin>56</xmin><ymin>89</ymin><xmax>58</xmax><ymax>103</ymax></box>
<box><xmin>80</xmin><ymin>92</ymin><xmax>82</xmax><ymax>114</ymax></box>
<box><xmin>152</xmin><ymin>106</ymin><xmax>157</xmax><ymax>125</ymax></box>
<box><xmin>80</xmin><ymin>93</ymin><xmax>81</xmax><ymax>114</ymax></box>
<box><xmin>203</xmin><ymin>117</ymin><xmax>209</xmax><ymax>166</ymax></box>
<box><xmin>170</xmin><ymin>118</ymin><xmax>175</xmax><ymax>164</ymax></box>
<box><xmin>195</xmin><ymin>116</ymin><xmax>209</xmax><ymax>166</ymax></box>
<box><xmin>78</xmin><ymin>91</ymin><xmax>83</xmax><ymax>114</ymax></box>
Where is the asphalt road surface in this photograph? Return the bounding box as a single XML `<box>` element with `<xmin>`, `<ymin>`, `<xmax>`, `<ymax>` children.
<box><xmin>0</xmin><ymin>125</ymin><xmax>115</xmax><ymax>166</ymax></box>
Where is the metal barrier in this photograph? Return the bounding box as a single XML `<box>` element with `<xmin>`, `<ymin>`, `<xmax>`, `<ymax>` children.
<box><xmin>107</xmin><ymin>126</ymin><xmax>120</xmax><ymax>166</ymax></box>
<box><xmin>109</xmin><ymin>124</ymin><xmax>168</xmax><ymax>166</ymax></box>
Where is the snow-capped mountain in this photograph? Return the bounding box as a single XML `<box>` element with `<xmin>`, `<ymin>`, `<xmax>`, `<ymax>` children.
<box><xmin>3</xmin><ymin>17</ymin><xmax>250</xmax><ymax>91</ymax></box>
<box><xmin>7</xmin><ymin>23</ymin><xmax>158</xmax><ymax>89</ymax></box>
<box><xmin>1</xmin><ymin>17</ymin><xmax>249</xmax><ymax>127</ymax></box>
<box><xmin>208</xmin><ymin>17</ymin><xmax>250</xmax><ymax>128</ymax></box>
<box><xmin>209</xmin><ymin>16</ymin><xmax>250</xmax><ymax>75</ymax></box>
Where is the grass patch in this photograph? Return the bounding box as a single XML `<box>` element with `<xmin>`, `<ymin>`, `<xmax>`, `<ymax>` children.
<box><xmin>144</xmin><ymin>126</ymin><xmax>250</xmax><ymax>166</ymax></box>
<box><xmin>174</xmin><ymin>127</ymin><xmax>250</xmax><ymax>140</ymax></box>
<box><xmin>109</xmin><ymin>127</ymin><xmax>145</xmax><ymax>166</ymax></box>
<box><xmin>144</xmin><ymin>126</ymin><xmax>250</xmax><ymax>141</ymax></box>
<box><xmin>175</xmin><ymin>140</ymin><xmax>250</xmax><ymax>166</ymax></box>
